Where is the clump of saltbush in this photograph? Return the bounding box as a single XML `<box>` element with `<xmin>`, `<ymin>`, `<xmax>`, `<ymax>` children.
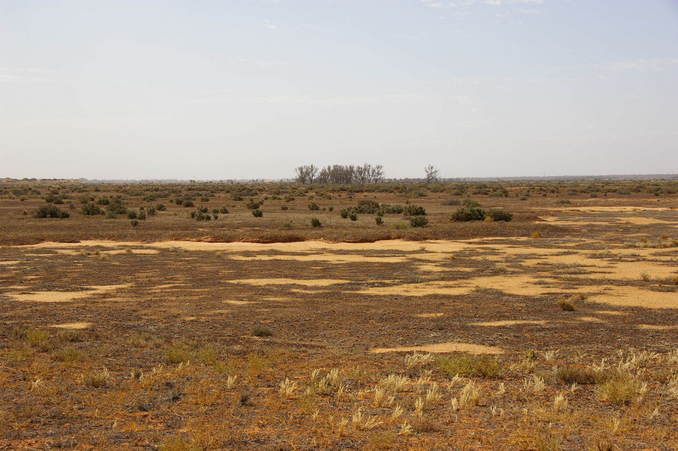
<box><xmin>34</xmin><ymin>205</ymin><xmax>70</xmax><ymax>218</ymax></box>
<box><xmin>409</xmin><ymin>216</ymin><xmax>428</xmax><ymax>227</ymax></box>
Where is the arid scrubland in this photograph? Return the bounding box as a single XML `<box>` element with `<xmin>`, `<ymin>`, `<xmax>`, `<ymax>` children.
<box><xmin>0</xmin><ymin>179</ymin><xmax>677</xmax><ymax>450</ymax></box>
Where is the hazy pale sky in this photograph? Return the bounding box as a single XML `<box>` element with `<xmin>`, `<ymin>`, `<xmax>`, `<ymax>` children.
<box><xmin>2</xmin><ymin>0</ymin><xmax>677</xmax><ymax>180</ymax></box>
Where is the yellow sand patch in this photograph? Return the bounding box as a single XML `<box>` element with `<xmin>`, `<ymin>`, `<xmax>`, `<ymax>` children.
<box><xmin>577</xmin><ymin>316</ymin><xmax>605</xmax><ymax>323</ymax></box>
<box><xmin>181</xmin><ymin>316</ymin><xmax>197</xmax><ymax>321</ymax></box>
<box><xmin>102</xmin><ymin>249</ymin><xmax>160</xmax><ymax>255</ymax></box>
<box><xmin>545</xmin><ymin>206</ymin><xmax>673</xmax><ymax>213</ymax></box>
<box><xmin>471</xmin><ymin>320</ymin><xmax>547</xmax><ymax>327</ymax></box>
<box><xmin>415</xmin><ymin>313</ymin><xmax>444</xmax><ymax>318</ymax></box>
<box><xmin>0</xmin><ymin>260</ymin><xmax>20</xmax><ymax>265</ymax></box>
<box><xmin>371</xmin><ymin>342</ymin><xmax>504</xmax><ymax>355</ymax></box>
<box><xmin>206</xmin><ymin>309</ymin><xmax>231</xmax><ymax>315</ymax></box>
<box><xmin>8</xmin><ymin>283</ymin><xmax>132</xmax><ymax>303</ymax></box>
<box><xmin>229</xmin><ymin>253</ymin><xmax>408</xmax><ymax>264</ymax></box>
<box><xmin>595</xmin><ymin>310</ymin><xmax>628</xmax><ymax>316</ymax></box>
<box><xmin>49</xmin><ymin>322</ymin><xmax>92</xmax><ymax>329</ymax></box>
<box><xmin>358</xmin><ymin>275</ymin><xmax>565</xmax><ymax>297</ymax></box>
<box><xmin>636</xmin><ymin>324</ymin><xmax>677</xmax><ymax>330</ymax></box>
<box><xmin>620</xmin><ymin>217</ymin><xmax>675</xmax><ymax>225</ymax></box>
<box><xmin>153</xmin><ymin>283</ymin><xmax>186</xmax><ymax>290</ymax></box>
<box><xmin>233</xmin><ymin>278</ymin><xmax>348</xmax><ymax>286</ymax></box>
<box><xmin>223</xmin><ymin>300</ymin><xmax>255</xmax><ymax>305</ymax></box>
<box><xmin>588</xmin><ymin>286</ymin><xmax>677</xmax><ymax>309</ymax></box>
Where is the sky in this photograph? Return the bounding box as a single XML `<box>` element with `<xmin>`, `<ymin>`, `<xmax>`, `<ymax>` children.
<box><xmin>1</xmin><ymin>0</ymin><xmax>677</xmax><ymax>180</ymax></box>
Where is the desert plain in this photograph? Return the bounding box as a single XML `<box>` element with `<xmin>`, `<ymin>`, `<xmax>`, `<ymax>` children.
<box><xmin>0</xmin><ymin>179</ymin><xmax>676</xmax><ymax>450</ymax></box>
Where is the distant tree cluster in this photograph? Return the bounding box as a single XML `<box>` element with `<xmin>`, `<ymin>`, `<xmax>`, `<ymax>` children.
<box><xmin>294</xmin><ymin>164</ymin><xmax>384</xmax><ymax>184</ymax></box>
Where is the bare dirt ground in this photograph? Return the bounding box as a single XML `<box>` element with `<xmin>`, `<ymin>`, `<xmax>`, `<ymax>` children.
<box><xmin>0</xmin><ymin>180</ymin><xmax>676</xmax><ymax>450</ymax></box>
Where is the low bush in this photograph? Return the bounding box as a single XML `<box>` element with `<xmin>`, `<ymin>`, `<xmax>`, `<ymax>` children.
<box><xmin>487</xmin><ymin>209</ymin><xmax>513</xmax><ymax>222</ymax></box>
<box><xmin>34</xmin><ymin>205</ymin><xmax>69</xmax><ymax>218</ymax></box>
<box><xmin>308</xmin><ymin>202</ymin><xmax>320</xmax><ymax>211</ymax></box>
<box><xmin>409</xmin><ymin>216</ymin><xmax>428</xmax><ymax>227</ymax></box>
<box><xmin>403</xmin><ymin>204</ymin><xmax>426</xmax><ymax>216</ymax></box>
<box><xmin>81</xmin><ymin>203</ymin><xmax>103</xmax><ymax>216</ymax></box>
<box><xmin>252</xmin><ymin>209</ymin><xmax>263</xmax><ymax>217</ymax></box>
<box><xmin>437</xmin><ymin>355</ymin><xmax>501</xmax><ymax>378</ymax></box>
<box><xmin>311</xmin><ymin>217</ymin><xmax>322</xmax><ymax>227</ymax></box>
<box><xmin>451</xmin><ymin>207</ymin><xmax>485</xmax><ymax>221</ymax></box>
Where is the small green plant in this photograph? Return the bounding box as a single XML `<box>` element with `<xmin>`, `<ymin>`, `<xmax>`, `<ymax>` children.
<box><xmin>130</xmin><ymin>219</ymin><xmax>139</xmax><ymax>227</ymax></box>
<box><xmin>252</xmin><ymin>209</ymin><xmax>263</xmax><ymax>217</ymax></box>
<box><xmin>375</xmin><ymin>216</ymin><xmax>383</xmax><ymax>225</ymax></box>
<box><xmin>349</xmin><ymin>212</ymin><xmax>358</xmax><ymax>221</ymax></box>
<box><xmin>252</xmin><ymin>326</ymin><xmax>273</xmax><ymax>337</ymax></box>
<box><xmin>311</xmin><ymin>217</ymin><xmax>322</xmax><ymax>228</ymax></box>
<box><xmin>308</xmin><ymin>202</ymin><xmax>320</xmax><ymax>211</ymax></box>
<box><xmin>409</xmin><ymin>216</ymin><xmax>428</xmax><ymax>227</ymax></box>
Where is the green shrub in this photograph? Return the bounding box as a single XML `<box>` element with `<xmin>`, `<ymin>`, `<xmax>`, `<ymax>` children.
<box><xmin>252</xmin><ymin>326</ymin><xmax>273</xmax><ymax>337</ymax></box>
<box><xmin>308</xmin><ymin>202</ymin><xmax>320</xmax><ymax>210</ymax></box>
<box><xmin>375</xmin><ymin>216</ymin><xmax>383</xmax><ymax>225</ymax></box>
<box><xmin>156</xmin><ymin>203</ymin><xmax>167</xmax><ymax>211</ymax></box>
<box><xmin>219</xmin><ymin>206</ymin><xmax>229</xmax><ymax>214</ymax></box>
<box><xmin>81</xmin><ymin>203</ymin><xmax>103</xmax><ymax>215</ymax></box>
<box><xmin>355</xmin><ymin>200</ymin><xmax>380</xmax><ymax>214</ymax></box>
<box><xmin>409</xmin><ymin>216</ymin><xmax>428</xmax><ymax>227</ymax></box>
<box><xmin>252</xmin><ymin>209</ymin><xmax>263</xmax><ymax>217</ymax></box>
<box><xmin>451</xmin><ymin>207</ymin><xmax>486</xmax><ymax>221</ymax></box>
<box><xmin>311</xmin><ymin>217</ymin><xmax>322</xmax><ymax>227</ymax></box>
<box><xmin>403</xmin><ymin>204</ymin><xmax>426</xmax><ymax>216</ymax></box>
<box><xmin>487</xmin><ymin>209</ymin><xmax>512</xmax><ymax>222</ymax></box>
<box><xmin>127</xmin><ymin>211</ymin><xmax>138</xmax><ymax>219</ymax></box>
<box><xmin>131</xmin><ymin>220</ymin><xmax>139</xmax><ymax>227</ymax></box>
<box><xmin>349</xmin><ymin>212</ymin><xmax>358</xmax><ymax>221</ymax></box>
<box><xmin>34</xmin><ymin>205</ymin><xmax>69</xmax><ymax>218</ymax></box>
<box><xmin>340</xmin><ymin>208</ymin><xmax>350</xmax><ymax>219</ymax></box>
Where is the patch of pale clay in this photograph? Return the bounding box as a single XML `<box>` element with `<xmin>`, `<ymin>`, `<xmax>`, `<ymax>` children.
<box><xmin>415</xmin><ymin>313</ymin><xmax>444</xmax><ymax>318</ymax></box>
<box><xmin>577</xmin><ymin>316</ymin><xmax>605</xmax><ymax>323</ymax></box>
<box><xmin>588</xmin><ymin>286</ymin><xmax>678</xmax><ymax>309</ymax></box>
<box><xmin>595</xmin><ymin>310</ymin><xmax>628</xmax><ymax>316</ymax></box>
<box><xmin>223</xmin><ymin>300</ymin><xmax>255</xmax><ymax>305</ymax></box>
<box><xmin>371</xmin><ymin>342</ymin><xmax>504</xmax><ymax>355</ymax></box>
<box><xmin>49</xmin><ymin>322</ymin><xmax>92</xmax><ymax>329</ymax></box>
<box><xmin>0</xmin><ymin>261</ymin><xmax>20</xmax><ymax>265</ymax></box>
<box><xmin>620</xmin><ymin>217</ymin><xmax>676</xmax><ymax>225</ymax></box>
<box><xmin>232</xmin><ymin>278</ymin><xmax>348</xmax><ymax>287</ymax></box>
<box><xmin>636</xmin><ymin>324</ymin><xmax>677</xmax><ymax>330</ymax></box>
<box><xmin>228</xmin><ymin>254</ymin><xmax>408</xmax><ymax>264</ymax></box>
<box><xmin>102</xmin><ymin>249</ymin><xmax>160</xmax><ymax>255</ymax></box>
<box><xmin>522</xmin><ymin>256</ymin><xmax>678</xmax><ymax>280</ymax></box>
<box><xmin>541</xmin><ymin>206</ymin><xmax>673</xmax><ymax>213</ymax></box>
<box><xmin>152</xmin><ymin>283</ymin><xmax>186</xmax><ymax>290</ymax></box>
<box><xmin>471</xmin><ymin>320</ymin><xmax>547</xmax><ymax>327</ymax></box>
<box><xmin>359</xmin><ymin>275</ymin><xmax>568</xmax><ymax>297</ymax></box>
<box><xmin>8</xmin><ymin>283</ymin><xmax>133</xmax><ymax>303</ymax></box>
<box><xmin>181</xmin><ymin>316</ymin><xmax>197</xmax><ymax>321</ymax></box>
<box><xmin>415</xmin><ymin>263</ymin><xmax>476</xmax><ymax>273</ymax></box>
<box><xmin>206</xmin><ymin>309</ymin><xmax>231</xmax><ymax>315</ymax></box>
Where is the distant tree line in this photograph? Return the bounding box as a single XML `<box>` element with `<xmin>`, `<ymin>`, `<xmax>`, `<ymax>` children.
<box><xmin>294</xmin><ymin>164</ymin><xmax>384</xmax><ymax>184</ymax></box>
